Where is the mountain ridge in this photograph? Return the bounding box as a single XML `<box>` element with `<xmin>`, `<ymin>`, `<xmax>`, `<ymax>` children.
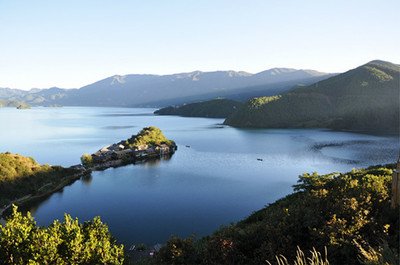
<box><xmin>0</xmin><ymin>67</ymin><xmax>334</xmax><ymax>107</ymax></box>
<box><xmin>224</xmin><ymin>60</ymin><xmax>400</xmax><ymax>132</ymax></box>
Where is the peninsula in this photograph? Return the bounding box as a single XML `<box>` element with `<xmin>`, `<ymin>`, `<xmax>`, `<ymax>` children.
<box><xmin>81</xmin><ymin>126</ymin><xmax>177</xmax><ymax>169</ymax></box>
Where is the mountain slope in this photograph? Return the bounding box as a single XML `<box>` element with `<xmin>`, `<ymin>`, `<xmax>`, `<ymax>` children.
<box><xmin>154</xmin><ymin>98</ymin><xmax>243</xmax><ymax>118</ymax></box>
<box><xmin>0</xmin><ymin>68</ymin><xmax>333</xmax><ymax>107</ymax></box>
<box><xmin>59</xmin><ymin>69</ymin><xmax>333</xmax><ymax>107</ymax></box>
<box><xmin>0</xmin><ymin>99</ymin><xmax>26</xmax><ymax>107</ymax></box>
<box><xmin>224</xmin><ymin>60</ymin><xmax>400</xmax><ymax>132</ymax></box>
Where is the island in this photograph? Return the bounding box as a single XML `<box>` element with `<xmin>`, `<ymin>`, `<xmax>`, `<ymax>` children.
<box><xmin>81</xmin><ymin>126</ymin><xmax>177</xmax><ymax>169</ymax></box>
<box><xmin>16</xmin><ymin>104</ymin><xmax>31</xmax><ymax>109</ymax></box>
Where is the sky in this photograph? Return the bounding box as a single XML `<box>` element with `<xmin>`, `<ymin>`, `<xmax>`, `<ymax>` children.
<box><xmin>0</xmin><ymin>0</ymin><xmax>399</xmax><ymax>90</ymax></box>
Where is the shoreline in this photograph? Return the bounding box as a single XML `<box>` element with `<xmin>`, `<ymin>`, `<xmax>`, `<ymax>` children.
<box><xmin>0</xmin><ymin>153</ymin><xmax>173</xmax><ymax>225</ymax></box>
<box><xmin>0</xmin><ymin>169</ymin><xmax>91</xmax><ymax>224</ymax></box>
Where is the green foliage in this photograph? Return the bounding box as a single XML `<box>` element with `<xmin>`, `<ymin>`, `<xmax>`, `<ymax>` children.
<box><xmin>80</xmin><ymin>153</ymin><xmax>93</xmax><ymax>167</ymax></box>
<box><xmin>154</xmin><ymin>98</ymin><xmax>243</xmax><ymax>118</ymax></box>
<box><xmin>0</xmin><ymin>205</ymin><xmax>124</xmax><ymax>264</ymax></box>
<box><xmin>365</xmin><ymin>66</ymin><xmax>393</xmax><ymax>82</ymax></box>
<box><xmin>225</xmin><ymin>61</ymin><xmax>400</xmax><ymax>132</ymax></box>
<box><xmin>154</xmin><ymin>235</ymin><xmax>199</xmax><ymax>265</ymax></box>
<box><xmin>126</xmin><ymin>127</ymin><xmax>175</xmax><ymax>148</ymax></box>
<box><xmin>0</xmin><ymin>152</ymin><xmax>79</xmax><ymax>205</ymax></box>
<box><xmin>248</xmin><ymin>96</ymin><xmax>281</xmax><ymax>109</ymax></box>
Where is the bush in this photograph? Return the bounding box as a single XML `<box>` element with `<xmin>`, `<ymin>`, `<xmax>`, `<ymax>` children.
<box><xmin>0</xmin><ymin>205</ymin><xmax>125</xmax><ymax>264</ymax></box>
<box><xmin>80</xmin><ymin>153</ymin><xmax>93</xmax><ymax>167</ymax></box>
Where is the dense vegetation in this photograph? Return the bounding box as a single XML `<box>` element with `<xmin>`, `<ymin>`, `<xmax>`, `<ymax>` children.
<box><xmin>154</xmin><ymin>98</ymin><xmax>243</xmax><ymax>118</ymax></box>
<box><xmin>146</xmin><ymin>164</ymin><xmax>398</xmax><ymax>265</ymax></box>
<box><xmin>0</xmin><ymin>205</ymin><xmax>124</xmax><ymax>264</ymax></box>
<box><xmin>125</xmin><ymin>126</ymin><xmax>175</xmax><ymax>148</ymax></box>
<box><xmin>0</xmin><ymin>152</ymin><xmax>79</xmax><ymax>206</ymax></box>
<box><xmin>225</xmin><ymin>60</ymin><xmax>400</xmax><ymax>132</ymax></box>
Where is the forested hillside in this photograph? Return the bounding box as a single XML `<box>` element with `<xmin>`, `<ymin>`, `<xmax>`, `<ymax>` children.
<box><xmin>154</xmin><ymin>98</ymin><xmax>242</xmax><ymax>118</ymax></box>
<box><xmin>151</xmin><ymin>164</ymin><xmax>398</xmax><ymax>265</ymax></box>
<box><xmin>224</xmin><ymin>60</ymin><xmax>400</xmax><ymax>132</ymax></box>
<box><xmin>0</xmin><ymin>152</ymin><xmax>79</xmax><ymax>206</ymax></box>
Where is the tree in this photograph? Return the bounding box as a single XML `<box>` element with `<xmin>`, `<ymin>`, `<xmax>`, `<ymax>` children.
<box><xmin>0</xmin><ymin>205</ymin><xmax>125</xmax><ymax>264</ymax></box>
<box><xmin>80</xmin><ymin>153</ymin><xmax>93</xmax><ymax>167</ymax></box>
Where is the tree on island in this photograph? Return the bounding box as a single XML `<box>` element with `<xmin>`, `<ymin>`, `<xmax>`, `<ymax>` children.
<box><xmin>125</xmin><ymin>126</ymin><xmax>175</xmax><ymax>148</ymax></box>
<box><xmin>80</xmin><ymin>153</ymin><xmax>93</xmax><ymax>167</ymax></box>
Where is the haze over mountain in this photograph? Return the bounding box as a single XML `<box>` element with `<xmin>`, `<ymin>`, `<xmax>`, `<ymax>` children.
<box><xmin>0</xmin><ymin>68</ymin><xmax>334</xmax><ymax>107</ymax></box>
<box><xmin>224</xmin><ymin>60</ymin><xmax>400</xmax><ymax>132</ymax></box>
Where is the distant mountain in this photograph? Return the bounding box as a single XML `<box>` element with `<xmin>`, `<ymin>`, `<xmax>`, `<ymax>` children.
<box><xmin>154</xmin><ymin>98</ymin><xmax>243</xmax><ymax>118</ymax></box>
<box><xmin>0</xmin><ymin>68</ymin><xmax>334</xmax><ymax>107</ymax></box>
<box><xmin>0</xmin><ymin>99</ymin><xmax>27</xmax><ymax>107</ymax></box>
<box><xmin>224</xmin><ymin>60</ymin><xmax>400</xmax><ymax>132</ymax></box>
<box><xmin>0</xmin><ymin>87</ymin><xmax>70</xmax><ymax>106</ymax></box>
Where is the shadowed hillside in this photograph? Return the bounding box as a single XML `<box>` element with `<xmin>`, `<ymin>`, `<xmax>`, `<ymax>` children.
<box><xmin>154</xmin><ymin>98</ymin><xmax>243</xmax><ymax>118</ymax></box>
<box><xmin>224</xmin><ymin>60</ymin><xmax>400</xmax><ymax>132</ymax></box>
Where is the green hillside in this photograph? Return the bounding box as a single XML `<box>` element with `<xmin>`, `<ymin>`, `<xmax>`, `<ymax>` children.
<box><xmin>0</xmin><ymin>152</ymin><xmax>79</xmax><ymax>205</ymax></box>
<box><xmin>152</xmin><ymin>164</ymin><xmax>398</xmax><ymax>265</ymax></box>
<box><xmin>224</xmin><ymin>60</ymin><xmax>400</xmax><ymax>132</ymax></box>
<box><xmin>154</xmin><ymin>98</ymin><xmax>243</xmax><ymax>118</ymax></box>
<box><xmin>125</xmin><ymin>126</ymin><xmax>175</xmax><ymax>148</ymax></box>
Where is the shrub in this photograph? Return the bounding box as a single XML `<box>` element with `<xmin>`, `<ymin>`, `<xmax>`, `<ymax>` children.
<box><xmin>80</xmin><ymin>153</ymin><xmax>93</xmax><ymax>167</ymax></box>
<box><xmin>0</xmin><ymin>205</ymin><xmax>125</xmax><ymax>264</ymax></box>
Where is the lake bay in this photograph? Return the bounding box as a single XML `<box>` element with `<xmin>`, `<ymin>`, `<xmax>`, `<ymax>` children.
<box><xmin>1</xmin><ymin>107</ymin><xmax>398</xmax><ymax>246</ymax></box>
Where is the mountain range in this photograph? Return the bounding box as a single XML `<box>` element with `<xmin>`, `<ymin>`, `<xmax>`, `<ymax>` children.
<box><xmin>224</xmin><ymin>60</ymin><xmax>400</xmax><ymax>132</ymax></box>
<box><xmin>0</xmin><ymin>68</ymin><xmax>335</xmax><ymax>107</ymax></box>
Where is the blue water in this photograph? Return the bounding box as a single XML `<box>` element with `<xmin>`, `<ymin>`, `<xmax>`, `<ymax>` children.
<box><xmin>0</xmin><ymin>107</ymin><xmax>398</xmax><ymax>246</ymax></box>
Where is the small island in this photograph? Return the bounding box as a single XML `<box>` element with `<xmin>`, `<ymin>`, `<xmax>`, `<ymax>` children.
<box><xmin>81</xmin><ymin>126</ymin><xmax>177</xmax><ymax>169</ymax></box>
<box><xmin>16</xmin><ymin>104</ymin><xmax>31</xmax><ymax>109</ymax></box>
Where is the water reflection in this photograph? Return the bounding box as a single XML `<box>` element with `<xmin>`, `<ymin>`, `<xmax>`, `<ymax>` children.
<box><xmin>81</xmin><ymin>174</ymin><xmax>93</xmax><ymax>185</ymax></box>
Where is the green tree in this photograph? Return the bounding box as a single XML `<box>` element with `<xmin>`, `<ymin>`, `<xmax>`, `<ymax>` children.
<box><xmin>80</xmin><ymin>153</ymin><xmax>93</xmax><ymax>167</ymax></box>
<box><xmin>126</xmin><ymin>127</ymin><xmax>175</xmax><ymax>148</ymax></box>
<box><xmin>0</xmin><ymin>205</ymin><xmax>124</xmax><ymax>264</ymax></box>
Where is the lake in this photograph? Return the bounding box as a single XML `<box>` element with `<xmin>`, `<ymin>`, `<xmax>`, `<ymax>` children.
<box><xmin>0</xmin><ymin>107</ymin><xmax>398</xmax><ymax>247</ymax></box>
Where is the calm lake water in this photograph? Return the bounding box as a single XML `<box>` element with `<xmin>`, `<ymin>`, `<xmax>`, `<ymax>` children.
<box><xmin>0</xmin><ymin>107</ymin><xmax>398</xmax><ymax>246</ymax></box>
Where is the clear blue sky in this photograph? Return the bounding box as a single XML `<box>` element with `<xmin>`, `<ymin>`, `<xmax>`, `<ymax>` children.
<box><xmin>0</xmin><ymin>0</ymin><xmax>399</xmax><ymax>90</ymax></box>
